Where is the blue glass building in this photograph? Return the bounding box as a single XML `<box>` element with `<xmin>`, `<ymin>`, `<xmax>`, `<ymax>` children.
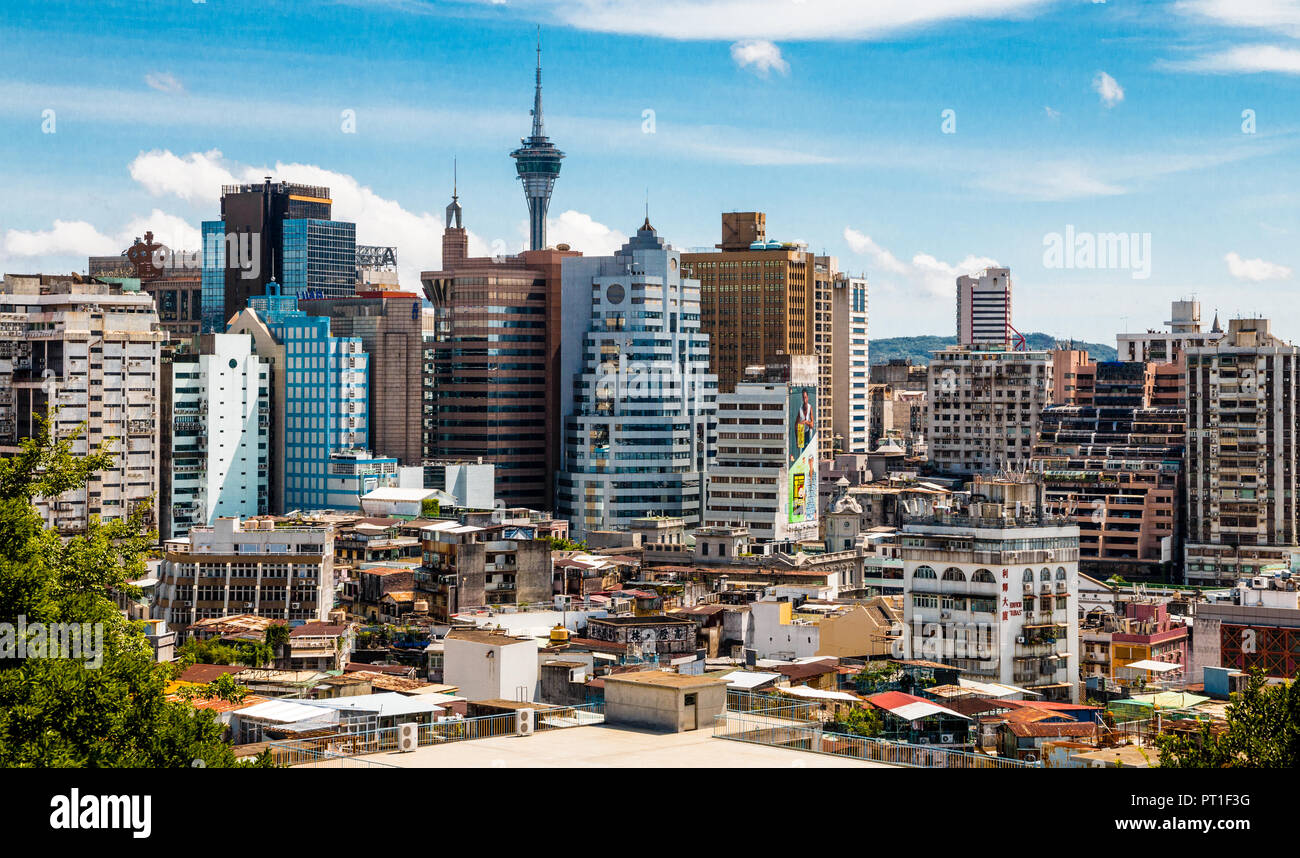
<box><xmin>248</xmin><ymin>284</ymin><xmax>397</xmax><ymax>511</ymax></box>
<box><xmin>282</xmin><ymin>219</ymin><xmax>357</xmax><ymax>301</ymax></box>
<box><xmin>200</xmin><ymin>220</ymin><xmax>226</xmax><ymax>333</ymax></box>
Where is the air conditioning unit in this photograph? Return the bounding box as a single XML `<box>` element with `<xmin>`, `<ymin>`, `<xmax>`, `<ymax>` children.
<box><xmin>398</xmin><ymin>722</ymin><xmax>418</xmax><ymax>752</ymax></box>
<box><xmin>940</xmin><ymin>611</ymin><xmax>952</xmax><ymax>619</ymax></box>
<box><xmin>916</xmin><ymin>736</ymin><xmax>930</xmax><ymax>745</ymax></box>
<box><xmin>1016</xmin><ymin>636</ymin><xmax>1027</xmax><ymax>644</ymax></box>
<box><xmin>516</xmin><ymin>708</ymin><xmax>535</xmax><ymax>736</ymax></box>
<box><xmin>291</xmin><ymin>602</ymin><xmax>301</xmax><ymax>609</ymax></box>
<box><xmin>940</xmin><ymin>733</ymin><xmax>955</xmax><ymax>744</ymax></box>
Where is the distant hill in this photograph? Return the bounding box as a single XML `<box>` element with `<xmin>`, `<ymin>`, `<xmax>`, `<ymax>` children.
<box><xmin>869</xmin><ymin>333</ymin><xmax>1117</xmax><ymax>365</ymax></box>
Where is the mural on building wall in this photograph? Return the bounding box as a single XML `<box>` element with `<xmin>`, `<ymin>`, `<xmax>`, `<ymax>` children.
<box><xmin>788</xmin><ymin>385</ymin><xmax>818</xmax><ymax>527</ymax></box>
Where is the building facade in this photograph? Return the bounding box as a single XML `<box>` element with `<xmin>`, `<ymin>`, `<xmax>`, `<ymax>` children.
<box><xmin>956</xmin><ymin>267</ymin><xmax>1013</xmax><ymax>347</ymax></box>
<box><xmin>157</xmin><ymin>516</ymin><xmax>335</xmax><ymax>628</ymax></box>
<box><xmin>1184</xmin><ymin>317</ymin><xmax>1299</xmax><ymax>586</ymax></box>
<box><xmin>556</xmin><ymin>221</ymin><xmax>717</xmax><ymax>538</ymax></box>
<box><xmin>162</xmin><ymin>333</ymin><xmax>270</xmax><ymax>539</ymax></box>
<box><xmin>831</xmin><ymin>272</ymin><xmax>870</xmax><ymax>453</ymax></box>
<box><xmin>704</xmin><ymin>357</ymin><xmax>820</xmax><ymax>543</ymax></box>
<box><xmin>0</xmin><ymin>274</ymin><xmax>165</xmax><ymax>533</ymax></box>
<box><xmin>927</xmin><ymin>346</ymin><xmax>1052</xmax><ymax>476</ymax></box>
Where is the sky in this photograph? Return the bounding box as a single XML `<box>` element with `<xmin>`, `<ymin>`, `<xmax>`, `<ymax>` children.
<box><xmin>2</xmin><ymin>0</ymin><xmax>1300</xmax><ymax>344</ymax></box>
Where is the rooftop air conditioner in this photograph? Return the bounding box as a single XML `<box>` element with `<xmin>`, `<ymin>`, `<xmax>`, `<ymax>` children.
<box><xmin>516</xmin><ymin>708</ymin><xmax>535</xmax><ymax>736</ymax></box>
<box><xmin>398</xmin><ymin>722</ymin><xmax>418</xmax><ymax>752</ymax></box>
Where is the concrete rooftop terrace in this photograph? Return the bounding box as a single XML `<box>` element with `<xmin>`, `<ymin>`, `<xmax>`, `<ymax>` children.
<box><xmin>298</xmin><ymin>724</ymin><xmax>890</xmax><ymax>768</ymax></box>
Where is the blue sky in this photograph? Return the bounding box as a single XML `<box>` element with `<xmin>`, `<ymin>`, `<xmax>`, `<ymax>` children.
<box><xmin>3</xmin><ymin>0</ymin><xmax>1300</xmax><ymax>343</ymax></box>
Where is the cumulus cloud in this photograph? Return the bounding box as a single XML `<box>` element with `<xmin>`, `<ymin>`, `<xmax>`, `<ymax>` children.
<box><xmin>1092</xmin><ymin>71</ymin><xmax>1124</xmax><ymax>107</ymax></box>
<box><xmin>4</xmin><ymin>220</ymin><xmax>119</xmax><ymax>258</ymax></box>
<box><xmin>730</xmin><ymin>40</ymin><xmax>789</xmax><ymax>77</ymax></box>
<box><xmin>144</xmin><ymin>72</ymin><xmax>185</xmax><ymax>94</ymax></box>
<box><xmin>1225</xmin><ymin>251</ymin><xmax>1292</xmax><ymax>281</ymax></box>
<box><xmin>130</xmin><ymin>149</ymin><xmax>238</xmax><ymax>203</ymax></box>
<box><xmin>843</xmin><ymin>227</ymin><xmax>997</xmax><ymax>298</ymax></box>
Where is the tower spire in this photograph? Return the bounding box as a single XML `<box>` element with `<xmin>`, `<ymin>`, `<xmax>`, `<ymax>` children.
<box><xmin>532</xmin><ymin>26</ymin><xmax>545</xmax><ymax>139</ymax></box>
<box><xmin>511</xmin><ymin>27</ymin><xmax>564</xmax><ymax>251</ymax></box>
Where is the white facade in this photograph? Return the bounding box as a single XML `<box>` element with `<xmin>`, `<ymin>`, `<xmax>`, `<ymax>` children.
<box><xmin>749</xmin><ymin>598</ymin><xmax>821</xmax><ymax>660</ymax></box>
<box><xmin>899</xmin><ymin>515</ymin><xmax>1081</xmax><ymax>702</ymax></box>
<box><xmin>705</xmin><ymin>375</ymin><xmax>819</xmax><ymax>543</ymax></box>
<box><xmin>0</xmin><ymin>274</ymin><xmax>165</xmax><ymax>533</ymax></box>
<box><xmin>157</xmin><ymin>516</ymin><xmax>335</xmax><ymax>626</ymax></box>
<box><xmin>926</xmin><ymin>347</ymin><xmax>1051</xmax><ymax>476</ymax></box>
<box><xmin>832</xmin><ymin>273</ymin><xmax>870</xmax><ymax>453</ymax></box>
<box><xmin>556</xmin><ymin>222</ymin><xmax>717</xmax><ymax>538</ymax></box>
<box><xmin>956</xmin><ymin>267</ymin><xmax>1011</xmax><ymax>347</ymax></box>
<box><xmin>168</xmin><ymin>334</ymin><xmax>269</xmax><ymax>537</ymax></box>
<box><xmin>1116</xmin><ymin>299</ymin><xmax>1223</xmax><ymax>364</ymax></box>
<box><xmin>443</xmin><ymin>631</ymin><xmax>540</xmax><ymax>702</ymax></box>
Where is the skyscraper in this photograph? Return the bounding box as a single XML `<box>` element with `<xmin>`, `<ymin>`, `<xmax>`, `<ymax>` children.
<box><xmin>831</xmin><ymin>272</ymin><xmax>869</xmax><ymax>453</ymax></box>
<box><xmin>205</xmin><ymin>179</ymin><xmax>356</xmax><ymax>331</ymax></box>
<box><xmin>420</xmin><ymin>188</ymin><xmax>578</xmax><ymax>509</ymax></box>
<box><xmin>556</xmin><ymin>220</ymin><xmax>717</xmax><ymax>538</ymax></box>
<box><xmin>510</xmin><ymin>39</ymin><xmax>564</xmax><ymax>251</ymax></box>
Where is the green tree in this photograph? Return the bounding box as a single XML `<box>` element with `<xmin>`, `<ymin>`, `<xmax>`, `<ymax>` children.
<box><xmin>852</xmin><ymin>661</ymin><xmax>898</xmax><ymax>694</ymax></box>
<box><xmin>0</xmin><ymin>418</ymin><xmax>272</xmax><ymax>767</ymax></box>
<box><xmin>265</xmin><ymin>623</ymin><xmax>290</xmax><ymax>650</ymax></box>
<box><xmin>1157</xmin><ymin>671</ymin><xmax>1300</xmax><ymax>768</ymax></box>
<box><xmin>544</xmin><ymin>536</ymin><xmax>587</xmax><ymax>552</ymax></box>
<box><xmin>837</xmin><ymin>705</ymin><xmax>884</xmax><ymax>738</ymax></box>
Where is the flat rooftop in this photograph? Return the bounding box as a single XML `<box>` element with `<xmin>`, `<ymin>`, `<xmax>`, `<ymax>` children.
<box><xmin>301</xmin><ymin>724</ymin><xmax>889</xmax><ymax>768</ymax></box>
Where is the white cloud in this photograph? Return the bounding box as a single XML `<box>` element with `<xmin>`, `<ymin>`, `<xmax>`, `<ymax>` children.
<box><xmin>842</xmin><ymin>228</ymin><xmax>907</xmax><ymax>274</ymax></box>
<box><xmin>1176</xmin><ymin>0</ymin><xmax>1300</xmax><ymax>37</ymax></box>
<box><xmin>513</xmin><ymin>0</ymin><xmax>1059</xmax><ymax>41</ymax></box>
<box><xmin>1225</xmin><ymin>251</ymin><xmax>1292</xmax><ymax>281</ymax></box>
<box><xmin>1092</xmin><ymin>71</ymin><xmax>1124</xmax><ymax>107</ymax></box>
<box><xmin>1163</xmin><ymin>44</ymin><xmax>1300</xmax><ymax>74</ymax></box>
<box><xmin>144</xmin><ymin>72</ymin><xmax>185</xmax><ymax>94</ymax></box>
<box><xmin>1044</xmin><ymin>105</ymin><xmax>1061</xmax><ymax>119</ymax></box>
<box><xmin>548</xmin><ymin>210</ymin><xmax>625</xmax><ymax>256</ymax></box>
<box><xmin>4</xmin><ymin>219</ymin><xmax>118</xmax><ymax>259</ymax></box>
<box><xmin>730</xmin><ymin>40</ymin><xmax>789</xmax><ymax>77</ymax></box>
<box><xmin>130</xmin><ymin>149</ymin><xmax>238</xmax><ymax>203</ymax></box>
<box><xmin>843</xmin><ymin>227</ymin><xmax>997</xmax><ymax>298</ymax></box>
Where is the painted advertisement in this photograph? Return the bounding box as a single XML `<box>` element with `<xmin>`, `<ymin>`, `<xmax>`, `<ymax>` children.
<box><xmin>787</xmin><ymin>385</ymin><xmax>818</xmax><ymax>526</ymax></box>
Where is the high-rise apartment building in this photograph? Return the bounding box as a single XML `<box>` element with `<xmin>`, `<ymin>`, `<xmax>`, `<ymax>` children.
<box><xmin>1117</xmin><ymin>299</ymin><xmax>1223</xmax><ymax>364</ymax></box>
<box><xmin>831</xmin><ymin>272</ymin><xmax>869</xmax><ymax>453</ymax></box>
<box><xmin>0</xmin><ymin>274</ymin><xmax>165</xmax><ymax>533</ymax></box>
<box><xmin>420</xmin><ymin>189</ymin><xmax>578</xmax><ymax>510</ymax></box>
<box><xmin>1033</xmin><ymin>403</ymin><xmax>1184</xmax><ymax>581</ymax></box>
<box><xmin>161</xmin><ymin>334</ymin><xmax>269</xmax><ymax>539</ymax></box>
<box><xmin>926</xmin><ymin>346</ymin><xmax>1052</xmax><ymax>475</ymax></box>
<box><xmin>956</xmin><ymin>267</ymin><xmax>1014</xmax><ymax>347</ymax></box>
<box><xmin>157</xmin><ymin>516</ymin><xmax>335</xmax><ymax>627</ymax></box>
<box><xmin>298</xmin><ymin>291</ymin><xmax>423</xmax><ymax>466</ymax></box>
<box><xmin>246</xmin><ymin>285</ymin><xmax>398</xmax><ymax>512</ymax></box>
<box><xmin>557</xmin><ymin>220</ymin><xmax>717</xmax><ymax>538</ymax></box>
<box><xmin>1185</xmin><ymin>317</ymin><xmax>1299</xmax><ymax>586</ymax></box>
<box><xmin>704</xmin><ymin>356</ymin><xmax>819</xmax><ymax>543</ymax></box>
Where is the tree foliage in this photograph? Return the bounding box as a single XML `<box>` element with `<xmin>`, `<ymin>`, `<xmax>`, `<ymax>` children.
<box><xmin>1157</xmin><ymin>671</ymin><xmax>1300</xmax><ymax>768</ymax></box>
<box><xmin>0</xmin><ymin>418</ymin><xmax>272</xmax><ymax>767</ymax></box>
<box><xmin>836</xmin><ymin>705</ymin><xmax>885</xmax><ymax>738</ymax></box>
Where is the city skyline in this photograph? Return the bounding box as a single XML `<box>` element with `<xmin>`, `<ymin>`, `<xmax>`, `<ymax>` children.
<box><xmin>3</xmin><ymin>0</ymin><xmax>1300</xmax><ymax>345</ymax></box>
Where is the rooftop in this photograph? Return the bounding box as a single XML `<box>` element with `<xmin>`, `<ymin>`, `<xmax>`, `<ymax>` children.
<box><xmin>603</xmin><ymin>670</ymin><xmax>728</xmax><ymax>689</ymax></box>
<box><xmin>308</xmin><ymin>723</ymin><xmax>887</xmax><ymax>768</ymax></box>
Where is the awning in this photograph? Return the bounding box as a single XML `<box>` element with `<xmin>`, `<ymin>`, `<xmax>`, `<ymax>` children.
<box><xmin>1122</xmin><ymin>659</ymin><xmax>1181</xmax><ymax>673</ymax></box>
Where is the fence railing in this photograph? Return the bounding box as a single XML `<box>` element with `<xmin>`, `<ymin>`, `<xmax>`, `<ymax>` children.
<box><xmin>726</xmin><ymin>689</ymin><xmax>821</xmax><ymax>723</ymax></box>
<box><xmin>267</xmin><ymin>704</ymin><xmax>605</xmax><ymax>767</ymax></box>
<box><xmin>714</xmin><ymin>711</ymin><xmax>1041</xmax><ymax>769</ymax></box>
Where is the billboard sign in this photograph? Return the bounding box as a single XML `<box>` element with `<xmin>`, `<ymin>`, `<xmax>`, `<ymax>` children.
<box><xmin>787</xmin><ymin>385</ymin><xmax>818</xmax><ymax>526</ymax></box>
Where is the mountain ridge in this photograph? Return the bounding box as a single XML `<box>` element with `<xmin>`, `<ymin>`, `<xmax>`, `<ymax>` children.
<box><xmin>869</xmin><ymin>333</ymin><xmax>1118</xmax><ymax>365</ymax></box>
